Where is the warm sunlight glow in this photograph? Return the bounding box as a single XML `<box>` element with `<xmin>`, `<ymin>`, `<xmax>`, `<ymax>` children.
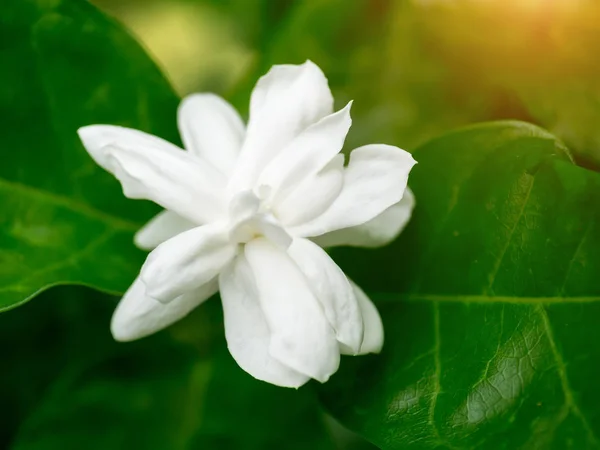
<box><xmin>110</xmin><ymin>2</ymin><xmax>253</xmax><ymax>95</ymax></box>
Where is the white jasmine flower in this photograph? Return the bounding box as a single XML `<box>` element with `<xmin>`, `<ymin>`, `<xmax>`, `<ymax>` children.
<box><xmin>78</xmin><ymin>61</ymin><xmax>416</xmax><ymax>388</ymax></box>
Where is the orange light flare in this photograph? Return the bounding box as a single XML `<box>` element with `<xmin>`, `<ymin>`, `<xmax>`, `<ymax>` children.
<box><xmin>413</xmin><ymin>0</ymin><xmax>600</xmax><ymax>87</ymax></box>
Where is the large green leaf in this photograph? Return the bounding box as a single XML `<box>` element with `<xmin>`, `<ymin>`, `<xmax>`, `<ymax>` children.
<box><xmin>3</xmin><ymin>290</ymin><xmax>335</xmax><ymax>450</ymax></box>
<box><xmin>0</xmin><ymin>0</ymin><xmax>180</xmax><ymax>311</ymax></box>
<box><xmin>189</xmin><ymin>336</ymin><xmax>335</xmax><ymax>450</ymax></box>
<box><xmin>8</xmin><ymin>308</ymin><xmax>204</xmax><ymax>450</ymax></box>
<box><xmin>320</xmin><ymin>121</ymin><xmax>600</xmax><ymax>449</ymax></box>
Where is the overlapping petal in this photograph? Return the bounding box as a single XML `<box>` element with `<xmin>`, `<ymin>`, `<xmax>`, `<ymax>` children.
<box><xmin>244</xmin><ymin>238</ymin><xmax>340</xmax><ymax>382</ymax></box>
<box><xmin>339</xmin><ymin>281</ymin><xmax>384</xmax><ymax>355</ymax></box>
<box><xmin>141</xmin><ymin>223</ymin><xmax>236</xmax><ymax>302</ymax></box>
<box><xmin>111</xmin><ymin>276</ymin><xmax>218</xmax><ymax>342</ymax></box>
<box><xmin>273</xmin><ymin>154</ymin><xmax>344</xmax><ymax>227</ymax></box>
<box><xmin>312</xmin><ymin>187</ymin><xmax>415</xmax><ymax>248</ymax></box>
<box><xmin>78</xmin><ymin>125</ymin><xmax>227</xmax><ymax>223</ymax></box>
<box><xmin>228</xmin><ymin>61</ymin><xmax>334</xmax><ymax>193</ymax></box>
<box><xmin>178</xmin><ymin>93</ymin><xmax>245</xmax><ymax>176</ymax></box>
<box><xmin>134</xmin><ymin>210</ymin><xmax>197</xmax><ymax>251</ymax></box>
<box><xmin>219</xmin><ymin>255</ymin><xmax>309</xmax><ymax>388</ymax></box>
<box><xmin>258</xmin><ymin>102</ymin><xmax>352</xmax><ymax>203</ymax></box>
<box><xmin>78</xmin><ymin>125</ymin><xmax>181</xmax><ymax>171</ymax></box>
<box><xmin>291</xmin><ymin>144</ymin><xmax>416</xmax><ymax>238</ymax></box>
<box><xmin>228</xmin><ymin>191</ymin><xmax>293</xmax><ymax>249</ymax></box>
<box><xmin>288</xmin><ymin>238</ymin><xmax>363</xmax><ymax>353</ymax></box>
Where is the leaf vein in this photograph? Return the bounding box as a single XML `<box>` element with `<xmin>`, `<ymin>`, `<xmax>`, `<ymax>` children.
<box><xmin>376</xmin><ymin>294</ymin><xmax>600</xmax><ymax>304</ymax></box>
<box><xmin>559</xmin><ymin>219</ymin><xmax>594</xmax><ymax>296</ymax></box>
<box><xmin>538</xmin><ymin>305</ymin><xmax>599</xmax><ymax>445</ymax></box>
<box><xmin>0</xmin><ymin>228</ymin><xmax>118</xmax><ymax>299</ymax></box>
<box><xmin>0</xmin><ymin>177</ymin><xmax>141</xmax><ymax>231</ymax></box>
<box><xmin>485</xmin><ymin>173</ymin><xmax>535</xmax><ymax>295</ymax></box>
<box><xmin>429</xmin><ymin>303</ymin><xmax>443</xmax><ymax>442</ymax></box>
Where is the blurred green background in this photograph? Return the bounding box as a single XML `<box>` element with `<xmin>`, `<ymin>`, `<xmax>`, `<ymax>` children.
<box><xmin>93</xmin><ymin>0</ymin><xmax>600</xmax><ymax>165</ymax></box>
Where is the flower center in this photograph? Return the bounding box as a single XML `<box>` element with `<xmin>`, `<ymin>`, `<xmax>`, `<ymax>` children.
<box><xmin>228</xmin><ymin>189</ymin><xmax>292</xmax><ymax>248</ymax></box>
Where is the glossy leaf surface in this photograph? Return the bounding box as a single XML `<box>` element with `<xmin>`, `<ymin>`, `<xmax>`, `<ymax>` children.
<box><xmin>0</xmin><ymin>0</ymin><xmax>179</xmax><ymax>311</ymax></box>
<box><xmin>321</xmin><ymin>122</ymin><xmax>600</xmax><ymax>449</ymax></box>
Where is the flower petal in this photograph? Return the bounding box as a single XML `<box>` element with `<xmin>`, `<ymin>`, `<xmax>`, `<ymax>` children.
<box><xmin>291</xmin><ymin>144</ymin><xmax>416</xmax><ymax>238</ymax></box>
<box><xmin>228</xmin><ymin>191</ymin><xmax>293</xmax><ymax>249</ymax></box>
<box><xmin>178</xmin><ymin>93</ymin><xmax>245</xmax><ymax>176</ymax></box>
<box><xmin>102</xmin><ymin>140</ymin><xmax>227</xmax><ymax>224</ymax></box>
<box><xmin>111</xmin><ymin>276</ymin><xmax>218</xmax><ymax>342</ymax></box>
<box><xmin>244</xmin><ymin>238</ymin><xmax>340</xmax><ymax>383</ymax></box>
<box><xmin>312</xmin><ymin>187</ymin><xmax>415</xmax><ymax>248</ymax></box>
<box><xmin>78</xmin><ymin>125</ymin><xmax>182</xmax><ymax>172</ymax></box>
<box><xmin>339</xmin><ymin>281</ymin><xmax>384</xmax><ymax>355</ymax></box>
<box><xmin>78</xmin><ymin>124</ymin><xmax>228</xmax><ymax>224</ymax></box>
<box><xmin>273</xmin><ymin>154</ymin><xmax>344</xmax><ymax>227</ymax></box>
<box><xmin>228</xmin><ymin>61</ymin><xmax>334</xmax><ymax>192</ymax></box>
<box><xmin>220</xmin><ymin>255</ymin><xmax>310</xmax><ymax>388</ymax></box>
<box><xmin>134</xmin><ymin>210</ymin><xmax>197</xmax><ymax>251</ymax></box>
<box><xmin>258</xmin><ymin>102</ymin><xmax>352</xmax><ymax>203</ymax></box>
<box><xmin>287</xmin><ymin>238</ymin><xmax>363</xmax><ymax>353</ymax></box>
<box><xmin>141</xmin><ymin>223</ymin><xmax>236</xmax><ymax>303</ymax></box>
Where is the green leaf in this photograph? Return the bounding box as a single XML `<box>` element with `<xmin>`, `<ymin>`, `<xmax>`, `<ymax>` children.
<box><xmin>190</xmin><ymin>337</ymin><xmax>335</xmax><ymax>450</ymax></box>
<box><xmin>4</xmin><ymin>287</ymin><xmax>210</xmax><ymax>450</ymax></box>
<box><xmin>0</xmin><ymin>286</ymin><xmax>103</xmax><ymax>447</ymax></box>
<box><xmin>320</xmin><ymin>121</ymin><xmax>600</xmax><ymax>449</ymax></box>
<box><xmin>4</xmin><ymin>290</ymin><xmax>335</xmax><ymax>450</ymax></box>
<box><xmin>0</xmin><ymin>0</ymin><xmax>180</xmax><ymax>311</ymax></box>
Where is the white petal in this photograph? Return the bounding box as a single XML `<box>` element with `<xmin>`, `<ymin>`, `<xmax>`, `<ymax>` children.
<box><xmin>340</xmin><ymin>281</ymin><xmax>384</xmax><ymax>355</ymax></box>
<box><xmin>273</xmin><ymin>154</ymin><xmax>344</xmax><ymax>227</ymax></box>
<box><xmin>258</xmin><ymin>102</ymin><xmax>352</xmax><ymax>203</ymax></box>
<box><xmin>78</xmin><ymin>125</ymin><xmax>182</xmax><ymax>172</ymax></box>
<box><xmin>77</xmin><ymin>124</ymin><xmax>228</xmax><ymax>225</ymax></box>
<box><xmin>228</xmin><ymin>191</ymin><xmax>293</xmax><ymax>249</ymax></box>
<box><xmin>287</xmin><ymin>238</ymin><xmax>363</xmax><ymax>353</ymax></box>
<box><xmin>312</xmin><ymin>187</ymin><xmax>415</xmax><ymax>248</ymax></box>
<box><xmin>140</xmin><ymin>223</ymin><xmax>236</xmax><ymax>303</ymax></box>
<box><xmin>178</xmin><ymin>93</ymin><xmax>245</xmax><ymax>175</ymax></box>
<box><xmin>229</xmin><ymin>190</ymin><xmax>261</xmax><ymax>221</ymax></box>
<box><xmin>228</xmin><ymin>61</ymin><xmax>334</xmax><ymax>192</ymax></box>
<box><xmin>111</xmin><ymin>276</ymin><xmax>218</xmax><ymax>342</ymax></box>
<box><xmin>244</xmin><ymin>238</ymin><xmax>340</xmax><ymax>383</ymax></box>
<box><xmin>219</xmin><ymin>255</ymin><xmax>310</xmax><ymax>388</ymax></box>
<box><xmin>102</xmin><ymin>141</ymin><xmax>227</xmax><ymax>224</ymax></box>
<box><xmin>291</xmin><ymin>144</ymin><xmax>416</xmax><ymax>238</ymax></box>
<box><xmin>249</xmin><ymin>61</ymin><xmax>333</xmax><ymax>134</ymax></box>
<box><xmin>134</xmin><ymin>210</ymin><xmax>197</xmax><ymax>251</ymax></box>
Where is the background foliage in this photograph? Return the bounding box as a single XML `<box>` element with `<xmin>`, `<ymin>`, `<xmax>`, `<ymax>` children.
<box><xmin>2</xmin><ymin>0</ymin><xmax>600</xmax><ymax>448</ymax></box>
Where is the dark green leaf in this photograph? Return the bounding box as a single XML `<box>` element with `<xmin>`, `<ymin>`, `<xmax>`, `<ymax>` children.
<box><xmin>5</xmin><ymin>288</ymin><xmax>207</xmax><ymax>450</ymax></box>
<box><xmin>4</xmin><ymin>290</ymin><xmax>335</xmax><ymax>450</ymax></box>
<box><xmin>190</xmin><ymin>332</ymin><xmax>335</xmax><ymax>450</ymax></box>
<box><xmin>0</xmin><ymin>0</ymin><xmax>180</xmax><ymax>311</ymax></box>
<box><xmin>0</xmin><ymin>286</ymin><xmax>110</xmax><ymax>447</ymax></box>
<box><xmin>321</xmin><ymin>121</ymin><xmax>600</xmax><ymax>449</ymax></box>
